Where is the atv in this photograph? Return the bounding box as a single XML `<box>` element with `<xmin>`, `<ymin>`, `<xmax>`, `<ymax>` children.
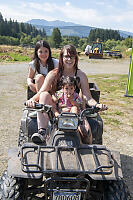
<box><xmin>18</xmin><ymin>82</ymin><xmax>103</xmax><ymax>146</ymax></box>
<box><xmin>0</xmin><ymin>103</ymin><xmax>131</xmax><ymax>199</ymax></box>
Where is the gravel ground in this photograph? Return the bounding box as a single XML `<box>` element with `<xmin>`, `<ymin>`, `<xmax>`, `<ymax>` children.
<box><xmin>0</xmin><ymin>59</ymin><xmax>133</xmax><ymax>198</ymax></box>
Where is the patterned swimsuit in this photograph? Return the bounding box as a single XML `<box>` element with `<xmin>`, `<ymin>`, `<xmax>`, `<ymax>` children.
<box><xmin>55</xmin><ymin>89</ymin><xmax>82</xmax><ymax>112</ymax></box>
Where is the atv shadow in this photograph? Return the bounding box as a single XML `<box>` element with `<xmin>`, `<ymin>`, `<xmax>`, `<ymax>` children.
<box><xmin>120</xmin><ymin>154</ymin><xmax>133</xmax><ymax>198</ymax></box>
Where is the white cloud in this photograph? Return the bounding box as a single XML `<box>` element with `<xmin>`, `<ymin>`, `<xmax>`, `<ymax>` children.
<box><xmin>127</xmin><ymin>0</ymin><xmax>133</xmax><ymax>6</ymax></box>
<box><xmin>1</xmin><ymin>1</ymin><xmax>133</xmax><ymax>32</ymax></box>
<box><xmin>28</xmin><ymin>2</ymin><xmax>58</xmax><ymax>12</ymax></box>
<box><xmin>15</xmin><ymin>2</ymin><xmax>102</xmax><ymax>26</ymax></box>
<box><xmin>65</xmin><ymin>2</ymin><xmax>70</xmax><ymax>6</ymax></box>
<box><xmin>55</xmin><ymin>4</ymin><xmax>103</xmax><ymax>26</ymax></box>
<box><xmin>95</xmin><ymin>9</ymin><xmax>133</xmax><ymax>32</ymax></box>
<box><xmin>1</xmin><ymin>2</ymin><xmax>58</xmax><ymax>21</ymax></box>
<box><xmin>96</xmin><ymin>1</ymin><xmax>105</xmax><ymax>6</ymax></box>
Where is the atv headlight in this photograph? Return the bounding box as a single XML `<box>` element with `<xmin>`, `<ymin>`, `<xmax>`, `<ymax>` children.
<box><xmin>58</xmin><ymin>116</ymin><xmax>79</xmax><ymax>130</ymax></box>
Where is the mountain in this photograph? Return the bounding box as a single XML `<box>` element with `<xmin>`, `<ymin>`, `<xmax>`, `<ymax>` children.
<box><xmin>27</xmin><ymin>19</ymin><xmax>133</xmax><ymax>38</ymax></box>
<box><xmin>27</xmin><ymin>19</ymin><xmax>81</xmax><ymax>27</ymax></box>
<box><xmin>33</xmin><ymin>24</ymin><xmax>94</xmax><ymax>37</ymax></box>
<box><xmin>118</xmin><ymin>30</ymin><xmax>133</xmax><ymax>38</ymax></box>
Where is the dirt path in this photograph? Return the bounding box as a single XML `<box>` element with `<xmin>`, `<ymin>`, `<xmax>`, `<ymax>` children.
<box><xmin>79</xmin><ymin>57</ymin><xmax>130</xmax><ymax>74</ymax></box>
<box><xmin>0</xmin><ymin>59</ymin><xmax>133</xmax><ymax>198</ymax></box>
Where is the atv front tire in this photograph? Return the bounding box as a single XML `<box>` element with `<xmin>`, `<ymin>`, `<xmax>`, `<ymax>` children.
<box><xmin>104</xmin><ymin>179</ymin><xmax>132</xmax><ymax>200</ymax></box>
<box><xmin>18</xmin><ymin>109</ymin><xmax>38</xmax><ymax>147</ymax></box>
<box><xmin>0</xmin><ymin>170</ymin><xmax>27</xmax><ymax>200</ymax></box>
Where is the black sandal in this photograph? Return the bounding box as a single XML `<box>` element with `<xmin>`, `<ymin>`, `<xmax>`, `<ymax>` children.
<box><xmin>31</xmin><ymin>128</ymin><xmax>47</xmax><ymax>145</ymax></box>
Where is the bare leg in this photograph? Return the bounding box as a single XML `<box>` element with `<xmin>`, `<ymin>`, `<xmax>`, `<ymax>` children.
<box><xmin>37</xmin><ymin>91</ymin><xmax>56</xmax><ymax>129</ymax></box>
<box><xmin>35</xmin><ymin>74</ymin><xmax>45</xmax><ymax>92</ymax></box>
<box><xmin>70</xmin><ymin>106</ymin><xmax>78</xmax><ymax>114</ymax></box>
<box><xmin>32</xmin><ymin>91</ymin><xmax>55</xmax><ymax>144</ymax></box>
<box><xmin>29</xmin><ymin>83</ymin><xmax>37</xmax><ymax>93</ymax></box>
<box><xmin>78</xmin><ymin>118</ymin><xmax>92</xmax><ymax>144</ymax></box>
<box><xmin>70</xmin><ymin>106</ymin><xmax>92</xmax><ymax>144</ymax></box>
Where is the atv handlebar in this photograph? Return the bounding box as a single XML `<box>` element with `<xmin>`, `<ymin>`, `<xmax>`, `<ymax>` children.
<box><xmin>24</xmin><ymin>102</ymin><xmax>100</xmax><ymax>115</ymax></box>
<box><xmin>80</xmin><ymin>106</ymin><xmax>100</xmax><ymax>118</ymax></box>
<box><xmin>24</xmin><ymin>103</ymin><xmax>100</xmax><ymax>123</ymax></box>
<box><xmin>24</xmin><ymin>103</ymin><xmax>54</xmax><ymax>123</ymax></box>
<box><xmin>24</xmin><ymin>102</ymin><xmax>52</xmax><ymax>111</ymax></box>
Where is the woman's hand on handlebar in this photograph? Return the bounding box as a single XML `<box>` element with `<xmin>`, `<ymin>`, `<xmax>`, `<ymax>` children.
<box><xmin>96</xmin><ymin>103</ymin><xmax>108</xmax><ymax>111</ymax></box>
<box><xmin>25</xmin><ymin>99</ymin><xmax>37</xmax><ymax>108</ymax></box>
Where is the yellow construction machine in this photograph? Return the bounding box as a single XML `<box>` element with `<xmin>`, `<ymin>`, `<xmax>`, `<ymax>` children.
<box><xmin>89</xmin><ymin>42</ymin><xmax>103</xmax><ymax>59</ymax></box>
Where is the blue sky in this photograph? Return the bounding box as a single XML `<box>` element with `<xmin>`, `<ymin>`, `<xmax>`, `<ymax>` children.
<box><xmin>1</xmin><ymin>0</ymin><xmax>133</xmax><ymax>32</ymax></box>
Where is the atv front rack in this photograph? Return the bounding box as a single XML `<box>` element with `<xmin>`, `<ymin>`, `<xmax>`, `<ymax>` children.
<box><xmin>20</xmin><ymin>143</ymin><xmax>114</xmax><ymax>175</ymax></box>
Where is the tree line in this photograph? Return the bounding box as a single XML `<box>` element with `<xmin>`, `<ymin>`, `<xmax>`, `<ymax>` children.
<box><xmin>0</xmin><ymin>12</ymin><xmax>132</xmax><ymax>52</ymax></box>
<box><xmin>88</xmin><ymin>28</ymin><xmax>123</xmax><ymax>43</ymax></box>
<box><xmin>0</xmin><ymin>12</ymin><xmax>46</xmax><ymax>45</ymax></box>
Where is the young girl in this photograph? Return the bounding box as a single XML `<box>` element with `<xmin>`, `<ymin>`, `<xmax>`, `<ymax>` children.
<box><xmin>27</xmin><ymin>40</ymin><xmax>58</xmax><ymax>93</ymax></box>
<box><xmin>53</xmin><ymin>76</ymin><xmax>81</xmax><ymax>114</ymax></box>
<box><xmin>52</xmin><ymin>76</ymin><xmax>92</xmax><ymax>144</ymax></box>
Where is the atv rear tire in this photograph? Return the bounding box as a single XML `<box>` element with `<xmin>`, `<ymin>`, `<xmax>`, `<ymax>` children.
<box><xmin>0</xmin><ymin>170</ymin><xmax>27</xmax><ymax>199</ymax></box>
<box><xmin>104</xmin><ymin>179</ymin><xmax>131</xmax><ymax>200</ymax></box>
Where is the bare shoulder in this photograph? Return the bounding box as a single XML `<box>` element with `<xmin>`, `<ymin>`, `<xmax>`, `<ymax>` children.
<box><xmin>76</xmin><ymin>69</ymin><xmax>91</xmax><ymax>98</ymax></box>
<box><xmin>76</xmin><ymin>69</ymin><xmax>90</xmax><ymax>92</ymax></box>
<box><xmin>76</xmin><ymin>69</ymin><xmax>88</xmax><ymax>81</ymax></box>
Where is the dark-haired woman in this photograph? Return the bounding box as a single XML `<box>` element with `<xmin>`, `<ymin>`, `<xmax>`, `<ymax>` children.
<box><xmin>26</xmin><ymin>44</ymin><xmax>107</xmax><ymax>144</ymax></box>
<box><xmin>27</xmin><ymin>40</ymin><xmax>58</xmax><ymax>93</ymax></box>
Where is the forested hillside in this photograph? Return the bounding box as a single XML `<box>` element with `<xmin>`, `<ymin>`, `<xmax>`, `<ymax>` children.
<box><xmin>88</xmin><ymin>28</ymin><xmax>123</xmax><ymax>42</ymax></box>
<box><xmin>0</xmin><ymin>13</ymin><xmax>46</xmax><ymax>45</ymax></box>
<box><xmin>0</xmin><ymin>12</ymin><xmax>133</xmax><ymax>55</ymax></box>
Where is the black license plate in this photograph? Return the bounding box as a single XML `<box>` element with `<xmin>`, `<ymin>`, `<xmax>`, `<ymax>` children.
<box><xmin>53</xmin><ymin>191</ymin><xmax>81</xmax><ymax>200</ymax></box>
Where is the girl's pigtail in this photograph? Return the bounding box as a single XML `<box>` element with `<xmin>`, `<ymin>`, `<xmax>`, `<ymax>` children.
<box><xmin>74</xmin><ymin>76</ymin><xmax>80</xmax><ymax>89</ymax></box>
<box><xmin>59</xmin><ymin>75</ymin><xmax>65</xmax><ymax>87</ymax></box>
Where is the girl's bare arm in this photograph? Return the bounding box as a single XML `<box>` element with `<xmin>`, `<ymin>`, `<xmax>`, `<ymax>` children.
<box><xmin>77</xmin><ymin>70</ymin><xmax>107</xmax><ymax>110</ymax></box>
<box><xmin>26</xmin><ymin>69</ymin><xmax>57</xmax><ymax>106</ymax></box>
<box><xmin>27</xmin><ymin>67</ymin><xmax>36</xmax><ymax>93</ymax></box>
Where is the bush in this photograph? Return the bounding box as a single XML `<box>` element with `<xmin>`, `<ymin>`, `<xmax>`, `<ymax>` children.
<box><xmin>0</xmin><ymin>36</ymin><xmax>19</xmax><ymax>45</ymax></box>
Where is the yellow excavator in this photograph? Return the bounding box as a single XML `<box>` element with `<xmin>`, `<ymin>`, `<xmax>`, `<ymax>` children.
<box><xmin>89</xmin><ymin>42</ymin><xmax>103</xmax><ymax>59</ymax></box>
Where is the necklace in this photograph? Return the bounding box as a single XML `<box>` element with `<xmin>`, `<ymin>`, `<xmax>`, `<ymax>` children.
<box><xmin>40</xmin><ymin>60</ymin><xmax>47</xmax><ymax>68</ymax></box>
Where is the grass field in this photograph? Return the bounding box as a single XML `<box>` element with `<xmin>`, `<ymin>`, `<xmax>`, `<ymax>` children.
<box><xmin>88</xmin><ymin>74</ymin><xmax>133</xmax><ymax>135</ymax></box>
<box><xmin>0</xmin><ymin>45</ymin><xmax>61</xmax><ymax>62</ymax></box>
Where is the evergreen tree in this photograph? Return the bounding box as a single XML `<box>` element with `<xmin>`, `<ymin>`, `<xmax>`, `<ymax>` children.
<box><xmin>0</xmin><ymin>13</ymin><xmax>46</xmax><ymax>45</ymax></box>
<box><xmin>0</xmin><ymin>12</ymin><xmax>4</xmax><ymax>35</ymax></box>
<box><xmin>88</xmin><ymin>28</ymin><xmax>122</xmax><ymax>42</ymax></box>
<box><xmin>51</xmin><ymin>28</ymin><xmax>62</xmax><ymax>48</ymax></box>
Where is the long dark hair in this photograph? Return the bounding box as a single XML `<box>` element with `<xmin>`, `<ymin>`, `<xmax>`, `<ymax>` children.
<box><xmin>33</xmin><ymin>40</ymin><xmax>54</xmax><ymax>73</ymax></box>
<box><xmin>54</xmin><ymin>45</ymin><xmax>79</xmax><ymax>91</ymax></box>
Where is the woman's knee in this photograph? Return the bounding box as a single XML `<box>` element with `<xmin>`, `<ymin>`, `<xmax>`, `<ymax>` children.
<box><xmin>71</xmin><ymin>106</ymin><xmax>78</xmax><ymax>113</ymax></box>
<box><xmin>39</xmin><ymin>91</ymin><xmax>52</xmax><ymax>104</ymax></box>
<box><xmin>35</xmin><ymin>74</ymin><xmax>44</xmax><ymax>84</ymax></box>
